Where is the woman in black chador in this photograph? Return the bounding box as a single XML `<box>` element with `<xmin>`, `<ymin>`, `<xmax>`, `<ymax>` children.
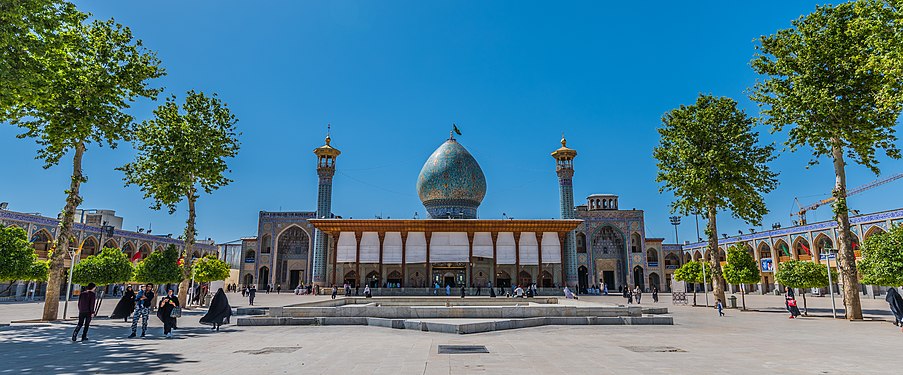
<box><xmin>110</xmin><ymin>285</ymin><xmax>136</xmax><ymax>322</ymax></box>
<box><xmin>200</xmin><ymin>288</ymin><xmax>232</xmax><ymax>331</ymax></box>
<box><xmin>885</xmin><ymin>287</ymin><xmax>903</xmax><ymax>332</ymax></box>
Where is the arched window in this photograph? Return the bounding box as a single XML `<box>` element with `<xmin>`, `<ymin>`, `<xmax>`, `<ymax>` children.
<box><xmin>646</xmin><ymin>249</ymin><xmax>659</xmax><ymax>263</ymax></box>
<box><xmin>576</xmin><ymin>232</ymin><xmax>587</xmax><ymax>254</ymax></box>
<box><xmin>630</xmin><ymin>233</ymin><xmax>642</xmax><ymax>253</ymax></box>
<box><xmin>261</xmin><ymin>234</ymin><xmax>272</xmax><ymax>254</ymax></box>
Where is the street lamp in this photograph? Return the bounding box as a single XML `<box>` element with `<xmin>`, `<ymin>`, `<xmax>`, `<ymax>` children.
<box><xmin>669</xmin><ymin>216</ymin><xmax>681</xmax><ymax>244</ymax></box>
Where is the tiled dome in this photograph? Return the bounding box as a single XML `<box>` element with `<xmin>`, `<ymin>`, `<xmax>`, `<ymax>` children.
<box><xmin>416</xmin><ymin>138</ymin><xmax>486</xmax><ymax>219</ymax></box>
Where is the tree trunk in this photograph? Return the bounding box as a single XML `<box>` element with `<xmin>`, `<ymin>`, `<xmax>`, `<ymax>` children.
<box><xmin>177</xmin><ymin>189</ymin><xmax>197</xmax><ymax>308</ymax></box>
<box><xmin>830</xmin><ymin>139</ymin><xmax>863</xmax><ymax>320</ymax></box>
<box><xmin>42</xmin><ymin>143</ymin><xmax>85</xmax><ymax>321</ymax></box>
<box><xmin>741</xmin><ymin>284</ymin><xmax>746</xmax><ymax>310</ymax></box>
<box><xmin>802</xmin><ymin>290</ymin><xmax>808</xmax><ymax>316</ymax></box>
<box><xmin>692</xmin><ymin>288</ymin><xmax>697</xmax><ymax>306</ymax></box>
<box><xmin>706</xmin><ymin>205</ymin><xmax>727</xmax><ymax>306</ymax></box>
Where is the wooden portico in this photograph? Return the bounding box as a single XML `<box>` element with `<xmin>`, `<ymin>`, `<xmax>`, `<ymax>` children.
<box><xmin>308</xmin><ymin>219</ymin><xmax>582</xmax><ymax>289</ymax></box>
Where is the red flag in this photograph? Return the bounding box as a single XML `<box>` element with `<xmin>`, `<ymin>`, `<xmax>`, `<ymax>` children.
<box><xmin>801</xmin><ymin>243</ymin><xmax>811</xmax><ymax>256</ymax></box>
<box><xmin>130</xmin><ymin>252</ymin><xmax>141</xmax><ymax>262</ymax></box>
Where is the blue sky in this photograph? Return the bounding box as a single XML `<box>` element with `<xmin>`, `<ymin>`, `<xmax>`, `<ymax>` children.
<box><xmin>3</xmin><ymin>1</ymin><xmax>902</xmax><ymax>244</ymax></box>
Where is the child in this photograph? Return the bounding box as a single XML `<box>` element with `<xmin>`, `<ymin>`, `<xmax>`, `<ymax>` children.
<box><xmin>716</xmin><ymin>299</ymin><xmax>725</xmax><ymax>317</ymax></box>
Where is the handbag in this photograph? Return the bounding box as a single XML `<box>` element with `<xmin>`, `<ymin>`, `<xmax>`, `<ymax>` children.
<box><xmin>787</xmin><ymin>299</ymin><xmax>797</xmax><ymax>307</ymax></box>
<box><xmin>170</xmin><ymin>306</ymin><xmax>182</xmax><ymax>318</ymax></box>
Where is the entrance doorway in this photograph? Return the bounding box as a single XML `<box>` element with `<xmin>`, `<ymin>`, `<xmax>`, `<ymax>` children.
<box><xmin>258</xmin><ymin>267</ymin><xmax>270</xmax><ymax>289</ymax></box>
<box><xmin>495</xmin><ymin>271</ymin><xmax>511</xmax><ymax>288</ymax></box>
<box><xmin>578</xmin><ymin>266</ymin><xmax>588</xmax><ymax>292</ymax></box>
<box><xmin>432</xmin><ymin>267</ymin><xmax>465</xmax><ymax>287</ymax></box>
<box><xmin>289</xmin><ymin>270</ymin><xmax>301</xmax><ymax>288</ymax></box>
<box><xmin>343</xmin><ymin>271</ymin><xmax>357</xmax><ymax>288</ymax></box>
<box><xmin>633</xmin><ymin>266</ymin><xmax>644</xmax><ymax>290</ymax></box>
<box><xmin>603</xmin><ymin>271</ymin><xmax>615</xmax><ymax>290</ymax></box>
<box><xmin>243</xmin><ymin>274</ymin><xmax>253</xmax><ymax>286</ymax></box>
<box><xmin>443</xmin><ymin>274</ymin><xmax>456</xmax><ymax>288</ymax></box>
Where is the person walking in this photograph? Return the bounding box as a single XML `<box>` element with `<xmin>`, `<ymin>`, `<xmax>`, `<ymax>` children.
<box><xmin>445</xmin><ymin>284</ymin><xmax>451</xmax><ymax>296</ymax></box>
<box><xmin>602</xmin><ymin>283</ymin><xmax>608</xmax><ymax>296</ymax></box>
<box><xmin>71</xmin><ymin>283</ymin><xmax>96</xmax><ymax>342</ymax></box>
<box><xmin>716</xmin><ymin>299</ymin><xmax>725</xmax><ymax>317</ymax></box>
<box><xmin>129</xmin><ymin>284</ymin><xmax>155</xmax><ymax>338</ymax></box>
<box><xmin>460</xmin><ymin>285</ymin><xmax>466</xmax><ymax>298</ymax></box>
<box><xmin>652</xmin><ymin>287</ymin><xmax>659</xmax><ymax>303</ymax></box>
<box><xmin>624</xmin><ymin>287</ymin><xmax>633</xmax><ymax>304</ymax></box>
<box><xmin>364</xmin><ymin>285</ymin><xmax>371</xmax><ymax>298</ymax></box>
<box><xmin>200</xmin><ymin>288</ymin><xmax>232</xmax><ymax>331</ymax></box>
<box><xmin>634</xmin><ymin>286</ymin><xmax>642</xmax><ymax>304</ymax></box>
<box><xmin>476</xmin><ymin>285</ymin><xmax>481</xmax><ymax>296</ymax></box>
<box><xmin>331</xmin><ymin>285</ymin><xmax>338</xmax><ymax>300</ymax></box>
<box><xmin>276</xmin><ymin>284</ymin><xmax>281</xmax><ymax>294</ymax></box>
<box><xmin>157</xmin><ymin>290</ymin><xmax>179</xmax><ymax>339</ymax></box>
<box><xmin>248</xmin><ymin>284</ymin><xmax>257</xmax><ymax>306</ymax></box>
<box><xmin>884</xmin><ymin>286</ymin><xmax>903</xmax><ymax>332</ymax></box>
<box><xmin>785</xmin><ymin>287</ymin><xmax>801</xmax><ymax>319</ymax></box>
<box><xmin>241</xmin><ymin>285</ymin><xmax>247</xmax><ymax>297</ymax></box>
<box><xmin>110</xmin><ymin>285</ymin><xmax>136</xmax><ymax>322</ymax></box>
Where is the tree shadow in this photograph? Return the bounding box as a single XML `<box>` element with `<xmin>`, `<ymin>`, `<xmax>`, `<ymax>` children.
<box><xmin>0</xmin><ymin>323</ymin><xmax>211</xmax><ymax>374</ymax></box>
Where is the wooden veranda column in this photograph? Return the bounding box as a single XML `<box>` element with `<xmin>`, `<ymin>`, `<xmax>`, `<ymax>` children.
<box><xmin>559</xmin><ymin>231</ymin><xmax>566</xmax><ymax>288</ymax></box>
<box><xmin>330</xmin><ymin>233</ymin><xmax>338</xmax><ymax>286</ymax></box>
<box><xmin>354</xmin><ymin>231</ymin><xmax>362</xmax><ymax>288</ymax></box>
<box><xmin>468</xmin><ymin>232</ymin><xmax>475</xmax><ymax>287</ymax></box>
<box><xmin>535</xmin><ymin>232</ymin><xmax>543</xmax><ymax>288</ymax></box>
<box><xmin>491</xmin><ymin>232</ymin><xmax>498</xmax><ymax>288</ymax></box>
<box><xmin>400</xmin><ymin>231</ymin><xmax>407</xmax><ymax>287</ymax></box>
<box><xmin>425</xmin><ymin>232</ymin><xmax>432</xmax><ymax>286</ymax></box>
<box><xmin>378</xmin><ymin>232</ymin><xmax>385</xmax><ymax>288</ymax></box>
<box><xmin>514</xmin><ymin>232</ymin><xmax>521</xmax><ymax>286</ymax></box>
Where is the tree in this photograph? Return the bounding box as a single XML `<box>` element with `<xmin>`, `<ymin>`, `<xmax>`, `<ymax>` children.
<box><xmin>654</xmin><ymin>94</ymin><xmax>778</xmax><ymax>307</ymax></box>
<box><xmin>3</xmin><ymin>15</ymin><xmax>164</xmax><ymax>320</ymax></box>
<box><xmin>722</xmin><ymin>244</ymin><xmax>761</xmax><ymax>310</ymax></box>
<box><xmin>191</xmin><ymin>255</ymin><xmax>230</xmax><ymax>283</ymax></box>
<box><xmin>133</xmin><ymin>245</ymin><xmax>183</xmax><ymax>285</ymax></box>
<box><xmin>859</xmin><ymin>225</ymin><xmax>903</xmax><ymax>287</ymax></box>
<box><xmin>0</xmin><ymin>0</ymin><xmax>84</xmax><ymax>112</ymax></box>
<box><xmin>0</xmin><ymin>226</ymin><xmax>49</xmax><ymax>282</ymax></box>
<box><xmin>674</xmin><ymin>260</ymin><xmax>711</xmax><ymax>306</ymax></box>
<box><xmin>775</xmin><ymin>260</ymin><xmax>837</xmax><ymax>316</ymax></box>
<box><xmin>751</xmin><ymin>0</ymin><xmax>903</xmax><ymax>320</ymax></box>
<box><xmin>120</xmin><ymin>90</ymin><xmax>239</xmax><ymax>307</ymax></box>
<box><xmin>71</xmin><ymin>247</ymin><xmax>133</xmax><ymax>286</ymax></box>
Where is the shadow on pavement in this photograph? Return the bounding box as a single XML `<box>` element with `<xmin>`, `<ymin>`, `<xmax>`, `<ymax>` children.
<box><xmin>0</xmin><ymin>322</ymin><xmax>218</xmax><ymax>374</ymax></box>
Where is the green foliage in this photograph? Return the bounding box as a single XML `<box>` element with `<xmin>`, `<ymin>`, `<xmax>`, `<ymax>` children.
<box><xmin>0</xmin><ymin>0</ymin><xmax>85</xmax><ymax>112</ymax></box>
<box><xmin>722</xmin><ymin>244</ymin><xmax>761</xmax><ymax>285</ymax></box>
<box><xmin>674</xmin><ymin>261</ymin><xmax>711</xmax><ymax>284</ymax></box>
<box><xmin>775</xmin><ymin>260</ymin><xmax>837</xmax><ymax>289</ymax></box>
<box><xmin>653</xmin><ymin>94</ymin><xmax>778</xmax><ymax>225</ymax></box>
<box><xmin>191</xmin><ymin>255</ymin><xmax>231</xmax><ymax>283</ymax></box>
<box><xmin>751</xmin><ymin>0</ymin><xmax>903</xmax><ymax>174</ymax></box>
<box><xmin>859</xmin><ymin>225</ymin><xmax>903</xmax><ymax>286</ymax></box>
<box><xmin>0</xmin><ymin>226</ymin><xmax>49</xmax><ymax>281</ymax></box>
<box><xmin>133</xmin><ymin>245</ymin><xmax>183</xmax><ymax>284</ymax></box>
<box><xmin>2</xmin><ymin>16</ymin><xmax>164</xmax><ymax>167</ymax></box>
<box><xmin>71</xmin><ymin>247</ymin><xmax>133</xmax><ymax>285</ymax></box>
<box><xmin>120</xmin><ymin>90</ymin><xmax>240</xmax><ymax>214</ymax></box>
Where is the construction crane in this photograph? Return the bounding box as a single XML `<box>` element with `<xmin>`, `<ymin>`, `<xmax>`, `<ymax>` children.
<box><xmin>793</xmin><ymin>172</ymin><xmax>903</xmax><ymax>225</ymax></box>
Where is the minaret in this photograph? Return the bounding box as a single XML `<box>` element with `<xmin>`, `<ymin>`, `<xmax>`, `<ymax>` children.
<box><xmin>551</xmin><ymin>136</ymin><xmax>578</xmax><ymax>287</ymax></box>
<box><xmin>312</xmin><ymin>128</ymin><xmax>340</xmax><ymax>285</ymax></box>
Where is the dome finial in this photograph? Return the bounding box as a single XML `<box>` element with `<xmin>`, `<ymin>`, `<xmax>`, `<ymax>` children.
<box><xmin>561</xmin><ymin>133</ymin><xmax>567</xmax><ymax>147</ymax></box>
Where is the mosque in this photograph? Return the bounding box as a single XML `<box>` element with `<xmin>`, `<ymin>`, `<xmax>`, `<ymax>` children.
<box><xmin>240</xmin><ymin>130</ymin><xmax>682</xmax><ymax>294</ymax></box>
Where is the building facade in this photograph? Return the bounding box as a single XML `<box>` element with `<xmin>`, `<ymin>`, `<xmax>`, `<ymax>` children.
<box><xmin>681</xmin><ymin>209</ymin><xmax>903</xmax><ymax>296</ymax></box>
<box><xmin>0</xmin><ymin>208</ymin><xmax>217</xmax><ymax>297</ymax></box>
<box><xmin>241</xmin><ymin>132</ymin><xmax>673</xmax><ymax>293</ymax></box>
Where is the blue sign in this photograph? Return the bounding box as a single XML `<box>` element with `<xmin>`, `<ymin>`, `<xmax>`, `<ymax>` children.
<box><xmin>819</xmin><ymin>253</ymin><xmax>836</xmax><ymax>261</ymax></box>
<box><xmin>760</xmin><ymin>258</ymin><xmax>774</xmax><ymax>272</ymax></box>
<box><xmin>244</xmin><ymin>258</ymin><xmax>255</xmax><ymax>263</ymax></box>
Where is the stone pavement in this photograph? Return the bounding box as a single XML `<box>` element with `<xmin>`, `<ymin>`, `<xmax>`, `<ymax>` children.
<box><xmin>1</xmin><ymin>292</ymin><xmax>900</xmax><ymax>374</ymax></box>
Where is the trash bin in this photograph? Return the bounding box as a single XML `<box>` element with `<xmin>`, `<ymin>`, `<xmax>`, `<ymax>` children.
<box><xmin>204</xmin><ymin>293</ymin><xmax>212</xmax><ymax>307</ymax></box>
<box><xmin>728</xmin><ymin>295</ymin><xmax>738</xmax><ymax>309</ymax></box>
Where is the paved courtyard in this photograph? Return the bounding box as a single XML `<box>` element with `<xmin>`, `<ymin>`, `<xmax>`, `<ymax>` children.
<box><xmin>1</xmin><ymin>292</ymin><xmax>900</xmax><ymax>374</ymax></box>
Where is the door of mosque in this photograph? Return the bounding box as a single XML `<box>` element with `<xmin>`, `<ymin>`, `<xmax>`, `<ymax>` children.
<box><xmin>603</xmin><ymin>271</ymin><xmax>615</xmax><ymax>290</ymax></box>
<box><xmin>289</xmin><ymin>270</ymin><xmax>301</xmax><ymax>289</ymax></box>
<box><xmin>432</xmin><ymin>266</ymin><xmax>465</xmax><ymax>288</ymax></box>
